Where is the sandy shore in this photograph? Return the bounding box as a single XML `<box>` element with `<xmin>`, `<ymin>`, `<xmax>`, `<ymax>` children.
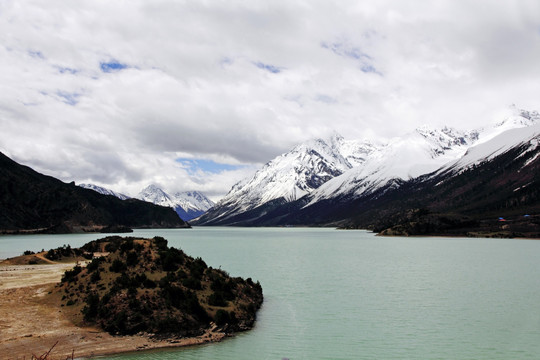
<box><xmin>0</xmin><ymin>262</ymin><xmax>226</xmax><ymax>359</ymax></box>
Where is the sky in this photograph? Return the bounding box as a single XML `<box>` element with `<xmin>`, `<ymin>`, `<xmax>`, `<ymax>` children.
<box><xmin>1</xmin><ymin>0</ymin><xmax>540</xmax><ymax>201</ymax></box>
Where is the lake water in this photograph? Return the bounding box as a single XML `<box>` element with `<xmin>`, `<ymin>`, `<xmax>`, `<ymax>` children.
<box><xmin>2</xmin><ymin>227</ymin><xmax>540</xmax><ymax>359</ymax></box>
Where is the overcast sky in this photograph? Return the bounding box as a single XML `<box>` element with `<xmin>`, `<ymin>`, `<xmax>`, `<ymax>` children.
<box><xmin>1</xmin><ymin>1</ymin><xmax>540</xmax><ymax>201</ymax></box>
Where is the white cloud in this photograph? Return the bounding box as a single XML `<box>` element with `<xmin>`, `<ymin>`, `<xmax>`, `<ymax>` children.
<box><xmin>1</xmin><ymin>0</ymin><xmax>539</xmax><ymax>199</ymax></box>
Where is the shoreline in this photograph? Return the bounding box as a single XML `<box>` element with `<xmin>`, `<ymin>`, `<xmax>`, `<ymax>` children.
<box><xmin>0</xmin><ymin>263</ymin><xmax>226</xmax><ymax>359</ymax></box>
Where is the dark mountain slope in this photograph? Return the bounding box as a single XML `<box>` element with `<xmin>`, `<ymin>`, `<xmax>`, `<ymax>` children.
<box><xmin>0</xmin><ymin>152</ymin><xmax>188</xmax><ymax>233</ymax></box>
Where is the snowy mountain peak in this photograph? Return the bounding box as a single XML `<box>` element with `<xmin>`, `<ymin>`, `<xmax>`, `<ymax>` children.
<box><xmin>137</xmin><ymin>185</ymin><xmax>214</xmax><ymax>221</ymax></box>
<box><xmin>172</xmin><ymin>191</ymin><xmax>215</xmax><ymax>212</ymax></box>
<box><xmin>201</xmin><ymin>132</ymin><xmax>376</xmax><ymax>222</ymax></box>
<box><xmin>494</xmin><ymin>106</ymin><xmax>540</xmax><ymax>129</ymax></box>
<box><xmin>138</xmin><ymin>185</ymin><xmax>173</xmax><ymax>207</ymax></box>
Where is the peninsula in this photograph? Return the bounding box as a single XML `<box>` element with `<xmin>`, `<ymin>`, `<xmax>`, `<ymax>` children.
<box><xmin>0</xmin><ymin>236</ymin><xmax>263</xmax><ymax>359</ymax></box>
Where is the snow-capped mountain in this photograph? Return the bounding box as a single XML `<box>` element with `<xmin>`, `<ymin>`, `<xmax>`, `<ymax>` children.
<box><xmin>171</xmin><ymin>191</ymin><xmax>215</xmax><ymax>221</ymax></box>
<box><xmin>138</xmin><ymin>185</ymin><xmax>174</xmax><ymax>207</ymax></box>
<box><xmin>194</xmin><ymin>133</ymin><xmax>378</xmax><ymax>224</ymax></box>
<box><xmin>305</xmin><ymin>107</ymin><xmax>539</xmax><ymax>206</ymax></box>
<box><xmin>137</xmin><ymin>185</ymin><xmax>214</xmax><ymax>221</ymax></box>
<box><xmin>78</xmin><ymin>183</ymin><xmax>130</xmax><ymax>200</ymax></box>
<box><xmin>304</xmin><ymin>126</ymin><xmax>479</xmax><ymax>205</ymax></box>
<box><xmin>196</xmin><ymin>106</ymin><xmax>539</xmax><ymax>226</ymax></box>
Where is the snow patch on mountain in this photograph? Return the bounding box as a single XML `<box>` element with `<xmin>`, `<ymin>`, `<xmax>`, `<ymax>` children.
<box><xmin>439</xmin><ymin>123</ymin><xmax>540</xmax><ymax>175</ymax></box>
<box><xmin>78</xmin><ymin>183</ymin><xmax>130</xmax><ymax>200</ymax></box>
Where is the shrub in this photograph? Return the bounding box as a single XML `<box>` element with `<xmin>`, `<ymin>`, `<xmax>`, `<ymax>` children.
<box><xmin>128</xmin><ymin>286</ymin><xmax>138</xmax><ymax>297</ymax></box>
<box><xmin>120</xmin><ymin>238</ymin><xmax>134</xmax><ymax>253</ymax></box>
<box><xmin>208</xmin><ymin>291</ymin><xmax>227</xmax><ymax>307</ymax></box>
<box><xmin>86</xmin><ymin>257</ymin><xmax>104</xmax><ymax>272</ymax></box>
<box><xmin>214</xmin><ymin>309</ymin><xmax>230</xmax><ymax>326</ymax></box>
<box><xmin>104</xmin><ymin>242</ymin><xmax>118</xmax><ymax>252</ymax></box>
<box><xmin>211</xmin><ymin>277</ymin><xmax>235</xmax><ymax>300</ymax></box>
<box><xmin>143</xmin><ymin>278</ymin><xmax>157</xmax><ymax>289</ymax></box>
<box><xmin>182</xmin><ymin>276</ymin><xmax>202</xmax><ymax>290</ymax></box>
<box><xmin>82</xmin><ymin>292</ymin><xmax>100</xmax><ymax>321</ymax></box>
<box><xmin>126</xmin><ymin>251</ymin><xmax>138</xmax><ymax>267</ymax></box>
<box><xmin>160</xmin><ymin>247</ymin><xmax>185</xmax><ymax>272</ymax></box>
<box><xmin>161</xmin><ymin>284</ymin><xmax>186</xmax><ymax>309</ymax></box>
<box><xmin>90</xmin><ymin>270</ymin><xmax>101</xmax><ymax>283</ymax></box>
<box><xmin>61</xmin><ymin>265</ymin><xmax>82</xmax><ymax>283</ymax></box>
<box><xmin>189</xmin><ymin>257</ymin><xmax>207</xmax><ymax>280</ymax></box>
<box><xmin>115</xmin><ymin>272</ymin><xmax>135</xmax><ymax>289</ymax></box>
<box><xmin>103</xmin><ymin>310</ymin><xmax>128</xmax><ymax>334</ymax></box>
<box><xmin>46</xmin><ymin>249</ymin><xmax>59</xmax><ymax>261</ymax></box>
<box><xmin>135</xmin><ymin>273</ymin><xmax>147</xmax><ymax>284</ymax></box>
<box><xmin>109</xmin><ymin>259</ymin><xmax>127</xmax><ymax>273</ymax></box>
<box><xmin>153</xmin><ymin>236</ymin><xmax>168</xmax><ymax>250</ymax></box>
<box><xmin>185</xmin><ymin>291</ymin><xmax>209</xmax><ymax>321</ymax></box>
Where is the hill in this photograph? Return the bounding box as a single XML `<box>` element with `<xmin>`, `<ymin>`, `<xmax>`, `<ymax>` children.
<box><xmin>0</xmin><ymin>152</ymin><xmax>189</xmax><ymax>233</ymax></box>
<box><xmin>50</xmin><ymin>236</ymin><xmax>263</xmax><ymax>336</ymax></box>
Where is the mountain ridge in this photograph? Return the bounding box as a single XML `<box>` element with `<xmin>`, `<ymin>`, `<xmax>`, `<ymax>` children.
<box><xmin>0</xmin><ymin>152</ymin><xmax>189</xmax><ymax>233</ymax></box>
<box><xmin>79</xmin><ymin>183</ymin><xmax>131</xmax><ymax>200</ymax></box>
<box><xmin>76</xmin><ymin>183</ymin><xmax>215</xmax><ymax>221</ymax></box>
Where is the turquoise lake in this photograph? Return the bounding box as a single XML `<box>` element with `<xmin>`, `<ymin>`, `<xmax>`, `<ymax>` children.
<box><xmin>2</xmin><ymin>227</ymin><xmax>540</xmax><ymax>359</ymax></box>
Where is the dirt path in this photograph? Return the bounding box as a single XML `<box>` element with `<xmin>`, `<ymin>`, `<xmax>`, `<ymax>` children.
<box><xmin>0</xmin><ymin>263</ymin><xmax>226</xmax><ymax>359</ymax></box>
<box><xmin>34</xmin><ymin>253</ymin><xmax>57</xmax><ymax>264</ymax></box>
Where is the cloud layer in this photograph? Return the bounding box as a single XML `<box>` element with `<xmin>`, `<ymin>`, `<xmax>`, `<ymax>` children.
<box><xmin>1</xmin><ymin>0</ymin><xmax>539</xmax><ymax>199</ymax></box>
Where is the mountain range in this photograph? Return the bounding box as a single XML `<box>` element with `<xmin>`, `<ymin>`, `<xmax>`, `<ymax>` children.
<box><xmin>0</xmin><ymin>153</ymin><xmax>189</xmax><ymax>234</ymax></box>
<box><xmin>194</xmin><ymin>107</ymin><xmax>540</xmax><ymax>237</ymax></box>
<box><xmin>78</xmin><ymin>183</ymin><xmax>214</xmax><ymax>221</ymax></box>
<box><xmin>137</xmin><ymin>185</ymin><xmax>214</xmax><ymax>221</ymax></box>
<box><xmin>79</xmin><ymin>184</ymin><xmax>215</xmax><ymax>221</ymax></box>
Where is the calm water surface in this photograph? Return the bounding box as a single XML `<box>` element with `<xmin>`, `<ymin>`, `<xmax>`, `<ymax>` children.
<box><xmin>2</xmin><ymin>227</ymin><xmax>540</xmax><ymax>359</ymax></box>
